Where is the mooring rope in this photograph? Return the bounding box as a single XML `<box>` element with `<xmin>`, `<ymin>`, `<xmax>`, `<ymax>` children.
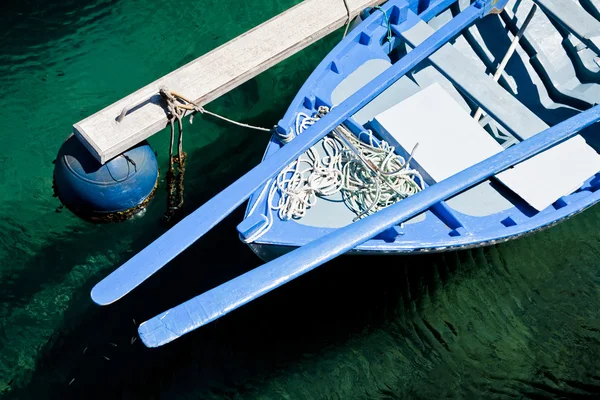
<box><xmin>342</xmin><ymin>0</ymin><xmax>352</xmax><ymax>38</ymax></box>
<box><xmin>243</xmin><ymin>107</ymin><xmax>424</xmax><ymax>243</ymax></box>
<box><xmin>159</xmin><ymin>87</ymin><xmax>187</xmax><ymax>223</ymax></box>
<box><xmin>163</xmin><ymin>88</ymin><xmax>271</xmax><ymax>132</ymax></box>
<box><xmin>158</xmin><ymin>86</ymin><xmax>271</xmax><ymax>222</ymax></box>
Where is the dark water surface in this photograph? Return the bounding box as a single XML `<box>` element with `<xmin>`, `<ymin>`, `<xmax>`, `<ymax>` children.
<box><xmin>1</xmin><ymin>0</ymin><xmax>600</xmax><ymax>398</ymax></box>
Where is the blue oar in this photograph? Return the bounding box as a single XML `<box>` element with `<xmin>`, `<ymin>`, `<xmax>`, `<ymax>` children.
<box><xmin>138</xmin><ymin>105</ymin><xmax>600</xmax><ymax>348</ymax></box>
<box><xmin>91</xmin><ymin>0</ymin><xmax>498</xmax><ymax>306</ymax></box>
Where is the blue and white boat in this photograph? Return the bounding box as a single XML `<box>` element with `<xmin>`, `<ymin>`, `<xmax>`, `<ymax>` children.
<box><xmin>90</xmin><ymin>0</ymin><xmax>600</xmax><ymax>347</ymax></box>
<box><xmin>238</xmin><ymin>0</ymin><xmax>600</xmax><ymax>260</ymax></box>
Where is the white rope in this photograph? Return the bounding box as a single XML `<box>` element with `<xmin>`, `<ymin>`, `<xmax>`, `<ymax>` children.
<box><xmin>190</xmin><ymin>106</ymin><xmax>271</xmax><ymax>132</ymax></box>
<box><xmin>161</xmin><ymin>87</ymin><xmax>272</xmax><ymax>132</ymax></box>
<box><xmin>119</xmin><ymin>87</ymin><xmax>272</xmax><ymax>133</ymax></box>
<box><xmin>333</xmin><ymin>123</ymin><xmax>423</xmax><ymax>220</ymax></box>
<box><xmin>244</xmin><ymin>107</ymin><xmax>424</xmax><ymax>243</ymax></box>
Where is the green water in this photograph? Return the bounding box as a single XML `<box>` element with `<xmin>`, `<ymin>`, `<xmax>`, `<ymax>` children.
<box><xmin>1</xmin><ymin>0</ymin><xmax>600</xmax><ymax>398</ymax></box>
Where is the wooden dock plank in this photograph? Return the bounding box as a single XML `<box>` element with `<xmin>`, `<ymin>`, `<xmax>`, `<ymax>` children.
<box><xmin>74</xmin><ymin>0</ymin><xmax>385</xmax><ymax>164</ymax></box>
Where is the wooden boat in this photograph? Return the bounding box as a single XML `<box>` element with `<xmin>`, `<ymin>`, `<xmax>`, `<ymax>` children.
<box><xmin>91</xmin><ymin>0</ymin><xmax>600</xmax><ymax>347</ymax></box>
<box><xmin>238</xmin><ymin>0</ymin><xmax>600</xmax><ymax>260</ymax></box>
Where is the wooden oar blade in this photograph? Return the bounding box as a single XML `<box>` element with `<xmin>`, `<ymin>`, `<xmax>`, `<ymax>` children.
<box><xmin>139</xmin><ymin>252</ymin><xmax>304</xmax><ymax>347</ymax></box>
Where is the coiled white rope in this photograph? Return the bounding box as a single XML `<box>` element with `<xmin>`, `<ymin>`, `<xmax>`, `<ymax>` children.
<box><xmin>334</xmin><ymin>123</ymin><xmax>423</xmax><ymax>219</ymax></box>
<box><xmin>243</xmin><ymin>107</ymin><xmax>423</xmax><ymax>243</ymax></box>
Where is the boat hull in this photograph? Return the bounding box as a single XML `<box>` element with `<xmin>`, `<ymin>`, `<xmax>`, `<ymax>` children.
<box><xmin>239</xmin><ymin>0</ymin><xmax>600</xmax><ymax>257</ymax></box>
<box><xmin>246</xmin><ymin>197</ymin><xmax>598</xmax><ymax>261</ymax></box>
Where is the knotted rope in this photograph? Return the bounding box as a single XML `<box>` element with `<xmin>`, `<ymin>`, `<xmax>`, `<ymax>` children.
<box><xmin>316</xmin><ymin>106</ymin><xmax>423</xmax><ymax>219</ymax></box>
<box><xmin>158</xmin><ymin>87</ymin><xmax>271</xmax><ymax>222</ymax></box>
<box><xmin>159</xmin><ymin>87</ymin><xmax>187</xmax><ymax>223</ymax></box>
<box><xmin>243</xmin><ymin>107</ymin><xmax>424</xmax><ymax>243</ymax></box>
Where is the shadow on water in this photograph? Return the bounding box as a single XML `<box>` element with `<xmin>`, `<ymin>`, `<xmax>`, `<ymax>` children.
<box><xmin>5</xmin><ymin>186</ymin><xmax>600</xmax><ymax>399</ymax></box>
<box><xmin>0</xmin><ymin>112</ymin><xmax>268</xmax><ymax>394</ymax></box>
<box><xmin>2</xmin><ymin>228</ymin><xmax>464</xmax><ymax>398</ymax></box>
<box><xmin>0</xmin><ymin>0</ymin><xmax>120</xmax><ymax>60</ymax></box>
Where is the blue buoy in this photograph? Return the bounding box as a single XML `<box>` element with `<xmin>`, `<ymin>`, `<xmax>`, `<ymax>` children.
<box><xmin>53</xmin><ymin>135</ymin><xmax>159</xmax><ymax>222</ymax></box>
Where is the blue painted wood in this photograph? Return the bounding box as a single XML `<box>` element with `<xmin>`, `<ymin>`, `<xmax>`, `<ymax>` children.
<box><xmin>139</xmin><ymin>105</ymin><xmax>600</xmax><ymax>348</ymax></box>
<box><xmin>419</xmin><ymin>0</ymin><xmax>461</xmax><ymax>21</ymax></box>
<box><xmin>90</xmin><ymin>0</ymin><xmax>489</xmax><ymax>306</ymax></box>
<box><xmin>242</xmin><ymin>0</ymin><xmax>600</xmax><ymax>257</ymax></box>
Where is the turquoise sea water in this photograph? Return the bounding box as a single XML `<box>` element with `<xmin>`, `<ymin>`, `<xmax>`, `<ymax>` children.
<box><xmin>1</xmin><ymin>0</ymin><xmax>600</xmax><ymax>398</ymax></box>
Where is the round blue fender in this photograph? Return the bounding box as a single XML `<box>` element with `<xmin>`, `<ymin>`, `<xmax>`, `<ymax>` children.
<box><xmin>54</xmin><ymin>135</ymin><xmax>159</xmax><ymax>222</ymax></box>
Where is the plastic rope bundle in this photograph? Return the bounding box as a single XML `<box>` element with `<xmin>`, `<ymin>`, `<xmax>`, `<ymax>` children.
<box><xmin>243</xmin><ymin>107</ymin><xmax>423</xmax><ymax>243</ymax></box>
<box><xmin>334</xmin><ymin>123</ymin><xmax>423</xmax><ymax>219</ymax></box>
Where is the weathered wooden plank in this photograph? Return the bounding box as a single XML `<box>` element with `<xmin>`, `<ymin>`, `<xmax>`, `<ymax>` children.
<box><xmin>74</xmin><ymin>0</ymin><xmax>385</xmax><ymax>164</ymax></box>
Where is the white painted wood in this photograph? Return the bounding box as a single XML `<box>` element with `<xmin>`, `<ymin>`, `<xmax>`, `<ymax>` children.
<box><xmin>74</xmin><ymin>0</ymin><xmax>385</xmax><ymax>164</ymax></box>
<box><xmin>372</xmin><ymin>83</ymin><xmax>600</xmax><ymax>212</ymax></box>
<box><xmin>372</xmin><ymin>83</ymin><xmax>505</xmax><ymax>183</ymax></box>
<box><xmin>497</xmin><ymin>136</ymin><xmax>600</xmax><ymax>211</ymax></box>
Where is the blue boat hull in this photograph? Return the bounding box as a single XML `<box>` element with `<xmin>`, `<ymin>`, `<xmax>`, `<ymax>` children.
<box><xmin>246</xmin><ymin>198</ymin><xmax>598</xmax><ymax>261</ymax></box>
<box><xmin>240</xmin><ymin>0</ymin><xmax>600</xmax><ymax>259</ymax></box>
